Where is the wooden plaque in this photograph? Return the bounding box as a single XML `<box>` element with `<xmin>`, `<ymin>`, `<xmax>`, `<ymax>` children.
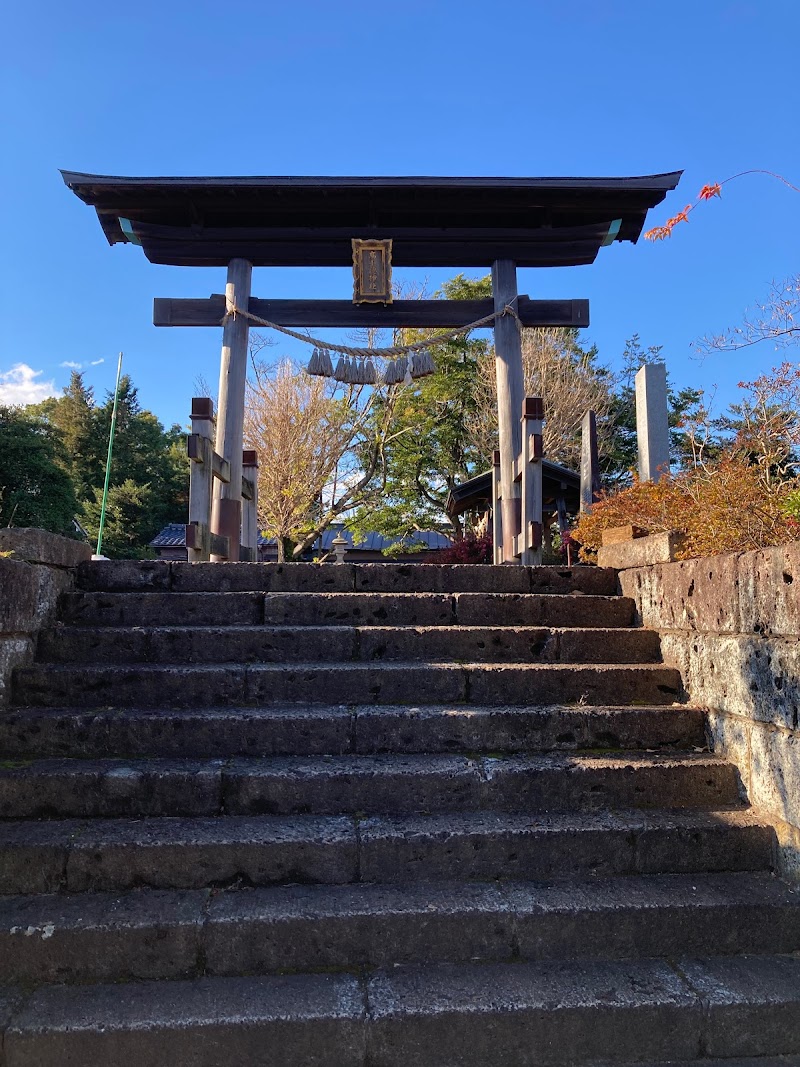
<box><xmin>352</xmin><ymin>239</ymin><xmax>392</xmax><ymax>303</ymax></box>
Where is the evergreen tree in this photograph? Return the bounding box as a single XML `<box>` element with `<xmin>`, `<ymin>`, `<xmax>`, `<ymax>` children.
<box><xmin>81</xmin><ymin>479</ymin><xmax>158</xmax><ymax>559</ymax></box>
<box><xmin>0</xmin><ymin>407</ymin><xmax>78</xmax><ymax>534</ymax></box>
<box><xmin>23</xmin><ymin>373</ymin><xmax>188</xmax><ymax>556</ymax></box>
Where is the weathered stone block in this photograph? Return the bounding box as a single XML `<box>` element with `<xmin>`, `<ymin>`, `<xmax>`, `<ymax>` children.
<box><xmin>620</xmin><ymin>554</ymin><xmax>741</xmax><ymax>633</ymax></box>
<box><xmin>6</xmin><ymin>974</ymin><xmax>367</xmax><ymax>1067</ymax></box>
<box><xmin>774</xmin><ymin>818</ymin><xmax>800</xmax><ymax>882</ymax></box>
<box><xmin>749</xmin><ymin>724</ymin><xmax>800</xmax><ymax>829</ymax></box>
<box><xmin>0</xmin><ymin>889</ymin><xmax>207</xmax><ymax>984</ymax></box>
<box><xmin>601</xmin><ymin>524</ymin><xmax>645</xmax><ymax>545</ymax></box>
<box><xmin>0</xmin><ymin>560</ymin><xmax>39</xmax><ymax>632</ymax></box>
<box><xmin>64</xmin><ymin>816</ymin><xmax>358</xmax><ymax>892</ymax></box>
<box><xmin>171</xmin><ymin>562</ymin><xmax>357</xmax><ymax>593</ymax></box>
<box><xmin>598</xmin><ymin>531</ymin><xmax>683</xmax><ymax>571</ymax></box>
<box><xmin>705</xmin><ymin>709</ymin><xmax>751</xmax><ymax>800</ymax></box>
<box><xmin>203</xmin><ymin>882</ymin><xmax>513</xmax><ymax>975</ymax></box>
<box><xmin>738</xmin><ymin>541</ymin><xmax>800</xmax><ymax>637</ymax></box>
<box><xmin>366</xmin><ymin>958</ymin><xmax>702</xmax><ymax>1066</ymax></box>
<box><xmin>77</xmin><ymin>559</ymin><xmax>171</xmax><ymax>591</ymax></box>
<box><xmin>0</xmin><ymin>636</ymin><xmax>34</xmax><ymax>706</ymax></box>
<box><xmin>680</xmin><ymin>954</ymin><xmax>800</xmax><ymax>1058</ymax></box>
<box><xmin>354</xmin><ymin>564</ymin><xmax>530</xmax><ymax>594</ymax></box>
<box><xmin>660</xmin><ymin>632</ymin><xmax>800</xmax><ymax>731</ymax></box>
<box><xmin>0</xmin><ymin>528</ymin><xmax>91</xmax><ymax>568</ymax></box>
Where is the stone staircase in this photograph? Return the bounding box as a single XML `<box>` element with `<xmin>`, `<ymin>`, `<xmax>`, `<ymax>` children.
<box><xmin>0</xmin><ymin>560</ymin><xmax>799</xmax><ymax>1066</ymax></box>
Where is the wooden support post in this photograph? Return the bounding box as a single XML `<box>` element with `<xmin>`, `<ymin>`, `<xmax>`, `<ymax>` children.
<box><xmin>519</xmin><ymin>397</ymin><xmax>544</xmax><ymax>566</ymax></box>
<box><xmin>241</xmin><ymin>449</ymin><xmax>259</xmax><ymax>562</ymax></box>
<box><xmin>186</xmin><ymin>397</ymin><xmax>215</xmax><ymax>562</ymax></box>
<box><xmin>492</xmin><ymin>449</ymin><xmax>503</xmax><ymax>565</ymax></box>
<box><xmin>211</xmin><ymin>258</ymin><xmax>252</xmax><ymax>562</ymax></box>
<box><xmin>580</xmin><ymin>410</ymin><xmax>601</xmax><ymax>513</ymax></box>
<box><xmin>556</xmin><ymin>489</ymin><xmax>569</xmax><ymax>536</ymax></box>
<box><xmin>492</xmin><ymin>260</ymin><xmax>525</xmax><ymax>565</ymax></box>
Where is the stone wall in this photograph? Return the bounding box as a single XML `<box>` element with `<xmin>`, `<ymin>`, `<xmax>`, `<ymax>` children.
<box><xmin>619</xmin><ymin>541</ymin><xmax>800</xmax><ymax>880</ymax></box>
<box><xmin>0</xmin><ymin>530</ymin><xmax>91</xmax><ymax>706</ymax></box>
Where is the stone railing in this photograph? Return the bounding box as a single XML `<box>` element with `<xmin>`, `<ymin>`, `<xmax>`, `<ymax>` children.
<box><xmin>611</xmin><ymin>536</ymin><xmax>799</xmax><ymax>880</ymax></box>
<box><xmin>0</xmin><ymin>529</ymin><xmax>91</xmax><ymax>706</ymax></box>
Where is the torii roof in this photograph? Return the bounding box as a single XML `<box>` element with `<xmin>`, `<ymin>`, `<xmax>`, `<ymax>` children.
<box><xmin>61</xmin><ymin>171</ymin><xmax>682</xmax><ymax>268</ymax></box>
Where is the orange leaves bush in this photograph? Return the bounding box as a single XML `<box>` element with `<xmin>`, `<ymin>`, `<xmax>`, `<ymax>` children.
<box><xmin>573</xmin><ymin>454</ymin><xmax>799</xmax><ymax>562</ymax></box>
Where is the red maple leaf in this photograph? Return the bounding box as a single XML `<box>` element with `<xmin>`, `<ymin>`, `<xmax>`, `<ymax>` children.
<box><xmin>698</xmin><ymin>183</ymin><xmax>722</xmax><ymax>200</ymax></box>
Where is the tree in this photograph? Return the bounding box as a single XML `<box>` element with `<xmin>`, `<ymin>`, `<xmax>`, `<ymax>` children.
<box><xmin>696</xmin><ymin>276</ymin><xmax>800</xmax><ymax>356</ymax></box>
<box><xmin>25</xmin><ymin>373</ymin><xmax>188</xmax><ymax>557</ymax></box>
<box><xmin>86</xmin><ymin>377</ymin><xmax>187</xmax><ymax>554</ymax></box>
<box><xmin>27</xmin><ymin>371</ymin><xmax>104</xmax><ymax>500</ymax></box>
<box><xmin>81</xmin><ymin>480</ymin><xmax>160</xmax><ymax>559</ymax></box>
<box><xmin>351</xmin><ymin>275</ymin><xmax>494</xmax><ymax>540</ymax></box>
<box><xmin>244</xmin><ymin>358</ymin><xmax>401</xmax><ymax>560</ymax></box>
<box><xmin>471</xmin><ymin>325</ymin><xmax>615</xmax><ymax>474</ymax></box>
<box><xmin>0</xmin><ymin>407</ymin><xmax>78</xmax><ymax>534</ymax></box>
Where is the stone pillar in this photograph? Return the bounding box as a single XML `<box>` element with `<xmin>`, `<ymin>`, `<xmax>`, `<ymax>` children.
<box><xmin>635</xmin><ymin>363</ymin><xmax>670</xmax><ymax>482</ymax></box>
<box><xmin>580</xmin><ymin>410</ymin><xmax>600</xmax><ymax>512</ymax></box>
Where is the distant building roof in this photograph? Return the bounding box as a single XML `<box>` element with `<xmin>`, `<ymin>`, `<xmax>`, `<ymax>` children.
<box><xmin>150</xmin><ymin>523</ymin><xmax>451</xmax><ymax>552</ymax></box>
<box><xmin>317</xmin><ymin>528</ymin><xmax>452</xmax><ymax>552</ymax></box>
<box><xmin>150</xmin><ymin>524</ymin><xmax>276</xmax><ymax>550</ymax></box>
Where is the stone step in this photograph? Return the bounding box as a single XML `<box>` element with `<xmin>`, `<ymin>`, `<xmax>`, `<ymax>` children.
<box><xmin>76</xmin><ymin>559</ymin><xmax>621</xmax><ymax>596</ymax></box>
<box><xmin>0</xmin><ymin>704</ymin><xmax>708</xmax><ymax>759</ymax></box>
<box><xmin>12</xmin><ymin>661</ymin><xmax>682</xmax><ymax>709</ymax></box>
<box><xmin>3</xmin><ymin>955</ymin><xmax>800</xmax><ymax>1065</ymax></box>
<box><xmin>0</xmin><ymin>752</ymin><xmax>739</xmax><ymax>819</ymax></box>
<box><xmin>596</xmin><ymin>1060</ymin><xmax>798</xmax><ymax>1067</ymax></box>
<box><xmin>1</xmin><ymin>873</ymin><xmax>798</xmax><ymax>986</ymax></box>
<box><xmin>0</xmin><ymin>809</ymin><xmax>773</xmax><ymax>895</ymax></box>
<box><xmin>37</xmin><ymin>624</ymin><xmax>661</xmax><ymax>665</ymax></box>
<box><xmin>58</xmin><ymin>590</ymin><xmax>637</xmax><ymax>628</ymax></box>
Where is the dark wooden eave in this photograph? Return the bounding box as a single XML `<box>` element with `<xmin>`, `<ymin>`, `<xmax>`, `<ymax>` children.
<box><xmin>61</xmin><ymin>171</ymin><xmax>682</xmax><ymax>268</ymax></box>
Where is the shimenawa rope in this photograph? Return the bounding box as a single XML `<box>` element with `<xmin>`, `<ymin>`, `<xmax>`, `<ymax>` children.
<box><xmin>221</xmin><ymin>300</ymin><xmax>522</xmax><ymax>359</ymax></box>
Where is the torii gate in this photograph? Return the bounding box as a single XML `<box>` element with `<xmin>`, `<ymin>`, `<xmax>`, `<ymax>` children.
<box><xmin>62</xmin><ymin>171</ymin><xmax>681</xmax><ymax>564</ymax></box>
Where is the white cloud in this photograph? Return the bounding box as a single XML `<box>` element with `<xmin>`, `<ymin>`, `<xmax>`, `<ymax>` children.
<box><xmin>58</xmin><ymin>358</ymin><xmax>105</xmax><ymax>370</ymax></box>
<box><xmin>0</xmin><ymin>364</ymin><xmax>59</xmax><ymax>407</ymax></box>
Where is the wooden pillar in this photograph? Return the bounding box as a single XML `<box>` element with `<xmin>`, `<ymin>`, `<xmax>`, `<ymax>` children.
<box><xmin>556</xmin><ymin>487</ymin><xmax>569</xmax><ymax>535</ymax></box>
<box><xmin>519</xmin><ymin>397</ymin><xmax>544</xmax><ymax>566</ymax></box>
<box><xmin>211</xmin><ymin>258</ymin><xmax>252</xmax><ymax>562</ymax></box>
<box><xmin>492</xmin><ymin>260</ymin><xmax>524</xmax><ymax>564</ymax></box>
<box><xmin>491</xmin><ymin>449</ymin><xmax>503</xmax><ymax>564</ymax></box>
<box><xmin>580</xmin><ymin>410</ymin><xmax>601</xmax><ymax>513</ymax></box>
<box><xmin>186</xmin><ymin>397</ymin><xmax>215</xmax><ymax>562</ymax></box>
<box><xmin>241</xmin><ymin>449</ymin><xmax>259</xmax><ymax>561</ymax></box>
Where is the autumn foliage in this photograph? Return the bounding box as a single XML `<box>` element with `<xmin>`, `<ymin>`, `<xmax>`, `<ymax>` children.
<box><xmin>645</xmin><ymin>171</ymin><xmax>797</xmax><ymax>241</ymax></box>
<box><xmin>574</xmin><ymin>457</ymin><xmax>798</xmax><ymax>562</ymax></box>
<box><xmin>437</xmin><ymin>531</ymin><xmax>493</xmax><ymax>565</ymax></box>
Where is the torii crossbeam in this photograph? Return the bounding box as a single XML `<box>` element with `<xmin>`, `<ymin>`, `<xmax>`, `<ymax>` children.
<box><xmin>63</xmin><ymin>171</ymin><xmax>681</xmax><ymax>563</ymax></box>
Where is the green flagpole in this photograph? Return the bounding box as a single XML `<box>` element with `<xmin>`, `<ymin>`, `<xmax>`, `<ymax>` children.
<box><xmin>96</xmin><ymin>352</ymin><xmax>123</xmax><ymax>558</ymax></box>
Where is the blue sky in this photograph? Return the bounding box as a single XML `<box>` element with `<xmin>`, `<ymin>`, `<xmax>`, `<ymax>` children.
<box><xmin>2</xmin><ymin>0</ymin><xmax>798</xmax><ymax>429</ymax></box>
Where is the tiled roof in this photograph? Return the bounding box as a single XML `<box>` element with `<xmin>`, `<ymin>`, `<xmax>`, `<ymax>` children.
<box><xmin>149</xmin><ymin>524</ymin><xmax>450</xmax><ymax>552</ymax></box>
<box><xmin>318</xmin><ymin>529</ymin><xmax>452</xmax><ymax>551</ymax></box>
<box><xmin>150</xmin><ymin>524</ymin><xmax>276</xmax><ymax>549</ymax></box>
